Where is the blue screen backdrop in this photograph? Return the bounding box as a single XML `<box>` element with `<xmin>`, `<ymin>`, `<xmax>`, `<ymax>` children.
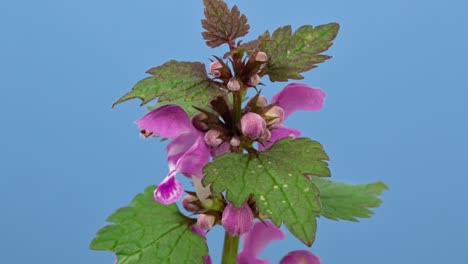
<box><xmin>1</xmin><ymin>0</ymin><xmax>467</xmax><ymax>263</ymax></box>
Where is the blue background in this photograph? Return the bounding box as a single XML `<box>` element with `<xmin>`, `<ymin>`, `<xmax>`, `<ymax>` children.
<box><xmin>1</xmin><ymin>0</ymin><xmax>467</xmax><ymax>263</ymax></box>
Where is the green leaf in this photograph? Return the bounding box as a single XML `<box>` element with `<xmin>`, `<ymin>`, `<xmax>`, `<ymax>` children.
<box><xmin>201</xmin><ymin>0</ymin><xmax>250</xmax><ymax>48</ymax></box>
<box><xmin>112</xmin><ymin>60</ymin><xmax>224</xmax><ymax>113</ymax></box>
<box><xmin>203</xmin><ymin>138</ymin><xmax>330</xmax><ymax>246</ymax></box>
<box><xmin>313</xmin><ymin>177</ymin><xmax>388</xmax><ymax>222</ymax></box>
<box><xmin>261</xmin><ymin>23</ymin><xmax>340</xmax><ymax>82</ymax></box>
<box><xmin>90</xmin><ymin>186</ymin><xmax>208</xmax><ymax>264</ymax></box>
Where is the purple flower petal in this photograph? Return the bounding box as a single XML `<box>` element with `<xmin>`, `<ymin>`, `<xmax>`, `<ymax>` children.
<box><xmin>191</xmin><ymin>224</ymin><xmax>206</xmax><ymax>237</ymax></box>
<box><xmin>222</xmin><ymin>203</ymin><xmax>254</xmax><ymax>236</ymax></box>
<box><xmin>210</xmin><ymin>142</ymin><xmax>231</xmax><ymax>157</ymax></box>
<box><xmin>135</xmin><ymin>105</ymin><xmax>192</xmax><ymax>138</ymax></box>
<box><xmin>258</xmin><ymin>125</ymin><xmax>301</xmax><ymax>151</ymax></box>
<box><xmin>279</xmin><ymin>250</ymin><xmax>321</xmax><ymax>264</ymax></box>
<box><xmin>203</xmin><ymin>256</ymin><xmax>212</xmax><ymax>264</ymax></box>
<box><xmin>271</xmin><ymin>83</ymin><xmax>326</xmax><ymax>119</ymax></box>
<box><xmin>237</xmin><ymin>221</ymin><xmax>285</xmax><ymax>264</ymax></box>
<box><xmin>154</xmin><ymin>172</ymin><xmax>183</xmax><ymax>204</ymax></box>
<box><xmin>166</xmin><ymin>131</ymin><xmax>200</xmax><ymax>171</ymax></box>
<box><xmin>174</xmin><ymin>135</ymin><xmax>211</xmax><ymax>177</ymax></box>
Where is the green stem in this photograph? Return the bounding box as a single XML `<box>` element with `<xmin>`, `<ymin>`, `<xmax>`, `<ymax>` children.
<box><xmin>221</xmin><ymin>232</ymin><xmax>240</xmax><ymax>264</ymax></box>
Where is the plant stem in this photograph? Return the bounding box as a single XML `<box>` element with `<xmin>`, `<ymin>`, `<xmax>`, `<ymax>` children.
<box><xmin>233</xmin><ymin>91</ymin><xmax>242</xmax><ymax>129</ymax></box>
<box><xmin>221</xmin><ymin>232</ymin><xmax>240</xmax><ymax>264</ymax></box>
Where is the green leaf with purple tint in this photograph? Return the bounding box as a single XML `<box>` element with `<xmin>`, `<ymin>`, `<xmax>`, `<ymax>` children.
<box><xmin>201</xmin><ymin>0</ymin><xmax>250</xmax><ymax>48</ymax></box>
<box><xmin>112</xmin><ymin>60</ymin><xmax>223</xmax><ymax>113</ymax></box>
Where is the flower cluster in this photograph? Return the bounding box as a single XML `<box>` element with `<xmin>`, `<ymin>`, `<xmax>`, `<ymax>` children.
<box><xmin>136</xmin><ymin>82</ymin><xmax>325</xmax><ymax>205</ymax></box>
<box><xmin>86</xmin><ymin>1</ymin><xmax>381</xmax><ymax>263</ymax></box>
<box><xmin>135</xmin><ymin>48</ymin><xmax>326</xmax><ymax>263</ymax></box>
<box><xmin>209</xmin><ymin>51</ymin><xmax>267</xmax><ymax>92</ymax></box>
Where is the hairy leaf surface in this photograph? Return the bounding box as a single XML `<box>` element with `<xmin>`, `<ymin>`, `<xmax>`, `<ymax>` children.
<box><xmin>201</xmin><ymin>0</ymin><xmax>250</xmax><ymax>48</ymax></box>
<box><xmin>203</xmin><ymin>138</ymin><xmax>330</xmax><ymax>246</ymax></box>
<box><xmin>313</xmin><ymin>177</ymin><xmax>388</xmax><ymax>221</ymax></box>
<box><xmin>113</xmin><ymin>61</ymin><xmax>223</xmax><ymax>113</ymax></box>
<box><xmin>90</xmin><ymin>186</ymin><xmax>208</xmax><ymax>264</ymax></box>
<box><xmin>261</xmin><ymin>23</ymin><xmax>339</xmax><ymax>81</ymax></box>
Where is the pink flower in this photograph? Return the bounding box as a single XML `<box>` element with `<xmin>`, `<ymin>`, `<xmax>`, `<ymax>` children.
<box><xmin>259</xmin><ymin>83</ymin><xmax>326</xmax><ymax>151</ymax></box>
<box><xmin>237</xmin><ymin>221</ymin><xmax>321</xmax><ymax>264</ymax></box>
<box><xmin>222</xmin><ymin>203</ymin><xmax>254</xmax><ymax>236</ymax></box>
<box><xmin>135</xmin><ymin>105</ymin><xmax>211</xmax><ymax>204</ymax></box>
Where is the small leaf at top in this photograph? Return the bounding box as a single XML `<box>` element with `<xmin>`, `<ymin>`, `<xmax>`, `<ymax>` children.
<box><xmin>261</xmin><ymin>23</ymin><xmax>340</xmax><ymax>82</ymax></box>
<box><xmin>90</xmin><ymin>186</ymin><xmax>208</xmax><ymax>264</ymax></box>
<box><xmin>112</xmin><ymin>60</ymin><xmax>224</xmax><ymax>114</ymax></box>
<box><xmin>203</xmin><ymin>137</ymin><xmax>330</xmax><ymax>246</ymax></box>
<box><xmin>312</xmin><ymin>177</ymin><xmax>388</xmax><ymax>222</ymax></box>
<box><xmin>201</xmin><ymin>0</ymin><xmax>250</xmax><ymax>48</ymax></box>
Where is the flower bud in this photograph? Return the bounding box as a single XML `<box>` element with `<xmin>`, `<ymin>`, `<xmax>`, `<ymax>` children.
<box><xmin>227</xmin><ymin>78</ymin><xmax>241</xmax><ymax>92</ymax></box>
<box><xmin>257</xmin><ymin>129</ymin><xmax>271</xmax><ymax>143</ymax></box>
<box><xmin>230</xmin><ymin>136</ymin><xmax>241</xmax><ymax>147</ymax></box>
<box><xmin>256</xmin><ymin>96</ymin><xmax>268</xmax><ymax>107</ymax></box>
<box><xmin>197</xmin><ymin>214</ymin><xmax>216</xmax><ymax>231</ymax></box>
<box><xmin>265</xmin><ymin>106</ymin><xmax>285</xmax><ymax>127</ymax></box>
<box><xmin>222</xmin><ymin>203</ymin><xmax>254</xmax><ymax>236</ymax></box>
<box><xmin>209</xmin><ymin>61</ymin><xmax>223</xmax><ymax>77</ymax></box>
<box><xmin>191</xmin><ymin>112</ymin><xmax>209</xmax><ymax>131</ymax></box>
<box><xmin>247</xmin><ymin>74</ymin><xmax>261</xmax><ymax>87</ymax></box>
<box><xmin>204</xmin><ymin>129</ymin><xmax>223</xmax><ymax>147</ymax></box>
<box><xmin>240</xmin><ymin>112</ymin><xmax>266</xmax><ymax>140</ymax></box>
<box><xmin>255</xmin><ymin>51</ymin><xmax>268</xmax><ymax>62</ymax></box>
<box><xmin>182</xmin><ymin>194</ymin><xmax>201</xmax><ymax>213</ymax></box>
